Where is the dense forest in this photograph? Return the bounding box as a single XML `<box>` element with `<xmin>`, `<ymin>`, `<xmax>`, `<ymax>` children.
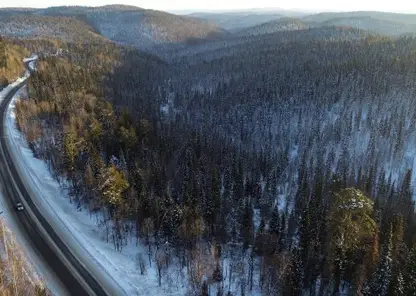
<box><xmin>0</xmin><ymin>36</ymin><xmax>28</xmax><ymax>87</ymax></box>
<box><xmin>4</xmin><ymin>6</ymin><xmax>416</xmax><ymax>296</ymax></box>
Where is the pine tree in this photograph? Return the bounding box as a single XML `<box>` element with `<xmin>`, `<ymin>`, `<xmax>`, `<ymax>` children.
<box><xmin>254</xmin><ymin>219</ymin><xmax>266</xmax><ymax>256</ymax></box>
<box><xmin>368</xmin><ymin>227</ymin><xmax>393</xmax><ymax>296</ymax></box>
<box><xmin>98</xmin><ymin>165</ymin><xmax>129</xmax><ymax>207</ymax></box>
<box><xmin>241</xmin><ymin>198</ymin><xmax>254</xmax><ymax>250</ymax></box>
<box><xmin>216</xmin><ymin>286</ymin><xmax>223</xmax><ymax>296</ymax></box>
<box><xmin>399</xmin><ymin>169</ymin><xmax>415</xmax><ymax>244</ymax></box>
<box><xmin>298</xmin><ymin>204</ymin><xmax>311</xmax><ymax>267</ymax></box>
<box><xmin>63</xmin><ymin>130</ymin><xmax>77</xmax><ymax>172</ymax></box>
<box><xmin>182</xmin><ymin>147</ymin><xmax>196</xmax><ymax>206</ymax></box>
<box><xmin>213</xmin><ymin>262</ymin><xmax>223</xmax><ymax>282</ymax></box>
<box><xmin>292</xmin><ymin>249</ymin><xmax>304</xmax><ymax>295</ymax></box>
<box><xmin>329</xmin><ymin>189</ymin><xmax>376</xmax><ymax>253</ymax></box>
<box><xmin>390</xmin><ymin>271</ymin><xmax>404</xmax><ymax>296</ymax></box>
<box><xmin>329</xmin><ymin>188</ymin><xmax>377</xmax><ymax>294</ymax></box>
<box><xmin>404</xmin><ymin>247</ymin><xmax>416</xmax><ymax>295</ymax></box>
<box><xmin>233</xmin><ymin>159</ymin><xmax>244</xmax><ymax>201</ymax></box>
<box><xmin>205</xmin><ymin>168</ymin><xmax>221</xmax><ymax>234</ymax></box>
<box><xmin>278</xmin><ymin>213</ymin><xmax>286</xmax><ymax>252</ymax></box>
<box><xmin>201</xmin><ymin>280</ymin><xmax>209</xmax><ymax>296</ymax></box>
<box><xmin>269</xmin><ymin>206</ymin><xmax>280</xmax><ymax>236</ymax></box>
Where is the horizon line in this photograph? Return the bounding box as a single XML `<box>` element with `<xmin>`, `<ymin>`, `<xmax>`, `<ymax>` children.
<box><xmin>0</xmin><ymin>4</ymin><xmax>415</xmax><ymax>15</ymax></box>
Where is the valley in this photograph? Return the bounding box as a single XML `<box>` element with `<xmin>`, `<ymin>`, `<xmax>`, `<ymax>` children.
<box><xmin>1</xmin><ymin>4</ymin><xmax>416</xmax><ymax>296</ymax></box>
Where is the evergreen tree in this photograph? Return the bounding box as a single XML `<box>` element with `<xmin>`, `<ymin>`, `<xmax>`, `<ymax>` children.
<box><xmin>329</xmin><ymin>188</ymin><xmax>377</xmax><ymax>294</ymax></box>
<box><xmin>278</xmin><ymin>213</ymin><xmax>286</xmax><ymax>252</ymax></box>
<box><xmin>232</xmin><ymin>159</ymin><xmax>244</xmax><ymax>201</ymax></box>
<box><xmin>98</xmin><ymin>165</ymin><xmax>129</xmax><ymax>207</ymax></box>
<box><xmin>404</xmin><ymin>247</ymin><xmax>416</xmax><ymax>295</ymax></box>
<box><xmin>368</xmin><ymin>227</ymin><xmax>393</xmax><ymax>296</ymax></box>
<box><xmin>292</xmin><ymin>249</ymin><xmax>304</xmax><ymax>295</ymax></box>
<box><xmin>254</xmin><ymin>219</ymin><xmax>266</xmax><ymax>256</ymax></box>
<box><xmin>269</xmin><ymin>206</ymin><xmax>280</xmax><ymax>236</ymax></box>
<box><xmin>241</xmin><ymin>198</ymin><xmax>254</xmax><ymax>250</ymax></box>
<box><xmin>182</xmin><ymin>147</ymin><xmax>195</xmax><ymax>206</ymax></box>
<box><xmin>213</xmin><ymin>262</ymin><xmax>223</xmax><ymax>282</ymax></box>
<box><xmin>206</xmin><ymin>168</ymin><xmax>221</xmax><ymax>234</ymax></box>
<box><xmin>201</xmin><ymin>280</ymin><xmax>209</xmax><ymax>296</ymax></box>
<box><xmin>63</xmin><ymin>130</ymin><xmax>77</xmax><ymax>172</ymax></box>
<box><xmin>389</xmin><ymin>271</ymin><xmax>404</xmax><ymax>296</ymax></box>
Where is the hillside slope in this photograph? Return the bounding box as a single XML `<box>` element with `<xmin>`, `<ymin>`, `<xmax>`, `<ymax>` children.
<box><xmin>84</xmin><ymin>9</ymin><xmax>226</xmax><ymax>48</ymax></box>
<box><xmin>187</xmin><ymin>11</ymin><xmax>285</xmax><ymax>30</ymax></box>
<box><xmin>0</xmin><ymin>5</ymin><xmax>226</xmax><ymax>50</ymax></box>
<box><xmin>236</xmin><ymin>17</ymin><xmax>309</xmax><ymax>36</ymax></box>
<box><xmin>303</xmin><ymin>11</ymin><xmax>416</xmax><ymax>35</ymax></box>
<box><xmin>0</xmin><ymin>15</ymin><xmax>106</xmax><ymax>43</ymax></box>
<box><xmin>0</xmin><ymin>38</ymin><xmax>29</xmax><ymax>87</ymax></box>
<box><xmin>321</xmin><ymin>16</ymin><xmax>416</xmax><ymax>35</ymax></box>
<box><xmin>303</xmin><ymin>11</ymin><xmax>416</xmax><ymax>24</ymax></box>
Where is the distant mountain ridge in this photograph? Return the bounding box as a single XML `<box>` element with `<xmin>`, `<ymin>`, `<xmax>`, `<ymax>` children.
<box><xmin>2</xmin><ymin>6</ymin><xmax>416</xmax><ymax>53</ymax></box>
<box><xmin>187</xmin><ymin>11</ymin><xmax>287</xmax><ymax>30</ymax></box>
<box><xmin>302</xmin><ymin>11</ymin><xmax>416</xmax><ymax>25</ymax></box>
<box><xmin>0</xmin><ymin>5</ymin><xmax>226</xmax><ymax>49</ymax></box>
<box><xmin>319</xmin><ymin>16</ymin><xmax>416</xmax><ymax>35</ymax></box>
<box><xmin>0</xmin><ymin>15</ymin><xmax>105</xmax><ymax>42</ymax></box>
<box><xmin>236</xmin><ymin>18</ymin><xmax>309</xmax><ymax>36</ymax></box>
<box><xmin>189</xmin><ymin>10</ymin><xmax>416</xmax><ymax>36</ymax></box>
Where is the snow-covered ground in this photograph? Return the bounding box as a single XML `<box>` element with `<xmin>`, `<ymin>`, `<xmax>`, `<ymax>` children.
<box><xmin>7</xmin><ymin>88</ymin><xmax>188</xmax><ymax>295</ymax></box>
<box><xmin>0</xmin><ymin>82</ymin><xmax>68</xmax><ymax>296</ymax></box>
<box><xmin>4</xmin><ymin>55</ymin><xmax>263</xmax><ymax>296</ymax></box>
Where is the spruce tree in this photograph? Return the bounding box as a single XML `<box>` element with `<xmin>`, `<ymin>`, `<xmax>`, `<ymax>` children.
<box><xmin>241</xmin><ymin>198</ymin><xmax>254</xmax><ymax>250</ymax></box>
<box><xmin>404</xmin><ymin>247</ymin><xmax>416</xmax><ymax>295</ymax></box>
<box><xmin>368</xmin><ymin>227</ymin><xmax>393</xmax><ymax>296</ymax></box>
<box><xmin>278</xmin><ymin>213</ymin><xmax>286</xmax><ymax>252</ymax></box>
<box><xmin>269</xmin><ymin>206</ymin><xmax>280</xmax><ymax>236</ymax></box>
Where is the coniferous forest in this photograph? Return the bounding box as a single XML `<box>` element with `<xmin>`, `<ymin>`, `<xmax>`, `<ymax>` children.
<box><xmin>3</xmin><ymin>6</ymin><xmax>416</xmax><ymax>296</ymax></box>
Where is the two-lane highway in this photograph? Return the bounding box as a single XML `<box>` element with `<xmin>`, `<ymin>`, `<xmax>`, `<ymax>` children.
<box><xmin>0</xmin><ymin>80</ymin><xmax>110</xmax><ymax>296</ymax></box>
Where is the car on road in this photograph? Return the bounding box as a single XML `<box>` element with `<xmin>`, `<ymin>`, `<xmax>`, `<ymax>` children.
<box><xmin>15</xmin><ymin>202</ymin><xmax>24</xmax><ymax>211</ymax></box>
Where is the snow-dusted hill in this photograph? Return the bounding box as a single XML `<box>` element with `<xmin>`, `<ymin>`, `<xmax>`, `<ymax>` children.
<box><xmin>235</xmin><ymin>18</ymin><xmax>309</xmax><ymax>37</ymax></box>
<box><xmin>0</xmin><ymin>5</ymin><xmax>227</xmax><ymax>50</ymax></box>
<box><xmin>0</xmin><ymin>15</ymin><xmax>106</xmax><ymax>43</ymax></box>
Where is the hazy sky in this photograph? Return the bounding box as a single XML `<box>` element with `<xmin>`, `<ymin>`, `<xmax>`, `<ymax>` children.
<box><xmin>2</xmin><ymin>0</ymin><xmax>416</xmax><ymax>13</ymax></box>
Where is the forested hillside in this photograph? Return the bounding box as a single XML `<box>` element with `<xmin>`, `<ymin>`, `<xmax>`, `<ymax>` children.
<box><xmin>6</xmin><ymin>6</ymin><xmax>416</xmax><ymax>296</ymax></box>
<box><xmin>303</xmin><ymin>11</ymin><xmax>416</xmax><ymax>35</ymax></box>
<box><xmin>187</xmin><ymin>11</ymin><xmax>287</xmax><ymax>31</ymax></box>
<box><xmin>235</xmin><ymin>18</ymin><xmax>309</xmax><ymax>37</ymax></box>
<box><xmin>0</xmin><ymin>15</ymin><xmax>105</xmax><ymax>43</ymax></box>
<box><xmin>0</xmin><ymin>5</ymin><xmax>226</xmax><ymax>51</ymax></box>
<box><xmin>0</xmin><ymin>37</ymin><xmax>28</xmax><ymax>87</ymax></box>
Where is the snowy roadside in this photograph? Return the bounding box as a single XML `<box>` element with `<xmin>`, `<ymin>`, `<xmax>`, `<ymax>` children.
<box><xmin>0</xmin><ymin>83</ymin><xmax>67</xmax><ymax>296</ymax></box>
<box><xmin>6</xmin><ymin>90</ymin><xmax>187</xmax><ymax>295</ymax></box>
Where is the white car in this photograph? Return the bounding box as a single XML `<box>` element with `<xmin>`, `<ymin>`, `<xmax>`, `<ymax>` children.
<box><xmin>15</xmin><ymin>203</ymin><xmax>24</xmax><ymax>211</ymax></box>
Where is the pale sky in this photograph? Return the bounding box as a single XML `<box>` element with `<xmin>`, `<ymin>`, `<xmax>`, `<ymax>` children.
<box><xmin>1</xmin><ymin>0</ymin><xmax>416</xmax><ymax>14</ymax></box>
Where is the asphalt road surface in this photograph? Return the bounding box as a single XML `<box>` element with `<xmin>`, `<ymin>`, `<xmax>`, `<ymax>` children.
<box><xmin>0</xmin><ymin>80</ymin><xmax>110</xmax><ymax>296</ymax></box>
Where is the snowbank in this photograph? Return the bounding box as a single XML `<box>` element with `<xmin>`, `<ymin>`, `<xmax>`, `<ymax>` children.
<box><xmin>23</xmin><ymin>55</ymin><xmax>39</xmax><ymax>63</ymax></box>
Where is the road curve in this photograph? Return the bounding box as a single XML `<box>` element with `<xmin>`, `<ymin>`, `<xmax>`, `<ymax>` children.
<box><xmin>0</xmin><ymin>80</ymin><xmax>111</xmax><ymax>296</ymax></box>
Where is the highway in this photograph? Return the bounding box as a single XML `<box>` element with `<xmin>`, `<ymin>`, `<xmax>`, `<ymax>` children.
<box><xmin>0</xmin><ymin>79</ymin><xmax>110</xmax><ymax>296</ymax></box>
